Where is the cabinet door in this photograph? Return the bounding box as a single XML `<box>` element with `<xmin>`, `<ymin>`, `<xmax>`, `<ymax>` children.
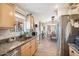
<box><xmin>21</xmin><ymin>46</ymin><xmax>31</xmax><ymax>56</ymax></box>
<box><xmin>0</xmin><ymin>4</ymin><xmax>15</xmax><ymax>28</ymax></box>
<box><xmin>30</xmin><ymin>16</ymin><xmax>34</xmax><ymax>29</ymax></box>
<box><xmin>31</xmin><ymin>39</ymin><xmax>36</xmax><ymax>55</ymax></box>
<box><xmin>27</xmin><ymin>15</ymin><xmax>34</xmax><ymax>30</ymax></box>
<box><xmin>21</xmin><ymin>42</ymin><xmax>31</xmax><ymax>56</ymax></box>
<box><xmin>35</xmin><ymin>39</ymin><xmax>38</xmax><ymax>50</ymax></box>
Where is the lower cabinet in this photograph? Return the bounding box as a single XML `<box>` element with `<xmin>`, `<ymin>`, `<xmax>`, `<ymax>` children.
<box><xmin>21</xmin><ymin>42</ymin><xmax>31</xmax><ymax>56</ymax></box>
<box><xmin>21</xmin><ymin>38</ymin><xmax>37</xmax><ymax>56</ymax></box>
<box><xmin>31</xmin><ymin>39</ymin><xmax>36</xmax><ymax>55</ymax></box>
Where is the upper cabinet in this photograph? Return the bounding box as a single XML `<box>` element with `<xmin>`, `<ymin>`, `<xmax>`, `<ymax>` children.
<box><xmin>27</xmin><ymin>14</ymin><xmax>34</xmax><ymax>30</ymax></box>
<box><xmin>30</xmin><ymin>15</ymin><xmax>34</xmax><ymax>30</ymax></box>
<box><xmin>0</xmin><ymin>3</ymin><xmax>16</xmax><ymax>29</ymax></box>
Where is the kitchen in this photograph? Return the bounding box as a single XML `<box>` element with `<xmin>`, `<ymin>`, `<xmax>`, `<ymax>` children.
<box><xmin>0</xmin><ymin>3</ymin><xmax>79</xmax><ymax>56</ymax></box>
<box><xmin>0</xmin><ymin>3</ymin><xmax>38</xmax><ymax>56</ymax></box>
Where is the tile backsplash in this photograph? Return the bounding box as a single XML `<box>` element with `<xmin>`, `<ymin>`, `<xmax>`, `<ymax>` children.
<box><xmin>0</xmin><ymin>29</ymin><xmax>20</xmax><ymax>40</ymax></box>
<box><xmin>0</xmin><ymin>29</ymin><xmax>10</xmax><ymax>35</ymax></box>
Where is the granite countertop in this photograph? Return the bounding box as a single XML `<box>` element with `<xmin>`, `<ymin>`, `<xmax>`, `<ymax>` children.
<box><xmin>0</xmin><ymin>36</ymin><xmax>36</xmax><ymax>56</ymax></box>
<box><xmin>68</xmin><ymin>43</ymin><xmax>79</xmax><ymax>54</ymax></box>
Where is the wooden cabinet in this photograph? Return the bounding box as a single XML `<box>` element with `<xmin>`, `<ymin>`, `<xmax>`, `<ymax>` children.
<box><xmin>35</xmin><ymin>39</ymin><xmax>38</xmax><ymax>50</ymax></box>
<box><xmin>21</xmin><ymin>42</ymin><xmax>31</xmax><ymax>56</ymax></box>
<box><xmin>20</xmin><ymin>38</ymin><xmax>37</xmax><ymax>56</ymax></box>
<box><xmin>31</xmin><ymin>39</ymin><xmax>36</xmax><ymax>55</ymax></box>
<box><xmin>27</xmin><ymin>14</ymin><xmax>34</xmax><ymax>30</ymax></box>
<box><xmin>30</xmin><ymin>16</ymin><xmax>34</xmax><ymax>30</ymax></box>
<box><xmin>0</xmin><ymin>3</ymin><xmax>16</xmax><ymax>28</ymax></box>
<box><xmin>69</xmin><ymin>46</ymin><xmax>79</xmax><ymax>56</ymax></box>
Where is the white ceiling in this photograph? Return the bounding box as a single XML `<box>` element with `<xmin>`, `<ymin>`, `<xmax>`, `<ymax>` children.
<box><xmin>16</xmin><ymin>3</ymin><xmax>66</xmax><ymax>22</ymax></box>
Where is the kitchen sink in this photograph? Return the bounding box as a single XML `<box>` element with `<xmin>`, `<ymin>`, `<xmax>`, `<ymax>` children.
<box><xmin>17</xmin><ymin>36</ymin><xmax>32</xmax><ymax>41</ymax></box>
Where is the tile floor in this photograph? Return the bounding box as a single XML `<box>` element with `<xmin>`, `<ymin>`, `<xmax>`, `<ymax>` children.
<box><xmin>34</xmin><ymin>37</ymin><xmax>57</xmax><ymax>56</ymax></box>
